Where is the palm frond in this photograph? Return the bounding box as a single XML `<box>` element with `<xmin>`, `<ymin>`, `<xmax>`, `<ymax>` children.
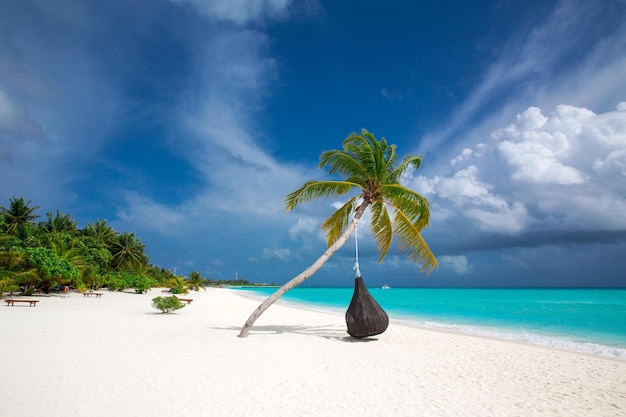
<box><xmin>343</xmin><ymin>131</ymin><xmax>378</xmax><ymax>177</ymax></box>
<box><xmin>319</xmin><ymin>150</ymin><xmax>368</xmax><ymax>180</ymax></box>
<box><xmin>380</xmin><ymin>184</ymin><xmax>430</xmax><ymax>230</ymax></box>
<box><xmin>381</xmin><ymin>142</ymin><xmax>398</xmax><ymax>178</ymax></box>
<box><xmin>321</xmin><ymin>196</ymin><xmax>358</xmax><ymax>246</ymax></box>
<box><xmin>392</xmin><ymin>209</ymin><xmax>438</xmax><ymax>275</ymax></box>
<box><xmin>369</xmin><ymin>201</ymin><xmax>393</xmax><ymax>262</ymax></box>
<box><xmin>388</xmin><ymin>154</ymin><xmax>423</xmax><ymax>183</ymax></box>
<box><xmin>285</xmin><ymin>180</ymin><xmax>358</xmax><ymax>211</ymax></box>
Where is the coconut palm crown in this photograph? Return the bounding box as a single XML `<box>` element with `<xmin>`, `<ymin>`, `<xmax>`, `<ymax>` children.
<box><xmin>287</xmin><ymin>129</ymin><xmax>437</xmax><ymax>271</ymax></box>
<box><xmin>238</xmin><ymin>129</ymin><xmax>437</xmax><ymax>337</ymax></box>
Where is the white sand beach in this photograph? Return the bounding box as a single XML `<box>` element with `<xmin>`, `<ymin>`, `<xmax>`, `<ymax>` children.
<box><xmin>1</xmin><ymin>288</ymin><xmax>625</xmax><ymax>417</ymax></box>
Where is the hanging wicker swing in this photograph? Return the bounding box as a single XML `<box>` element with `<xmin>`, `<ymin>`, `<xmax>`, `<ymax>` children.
<box><xmin>345</xmin><ymin>220</ymin><xmax>389</xmax><ymax>338</ymax></box>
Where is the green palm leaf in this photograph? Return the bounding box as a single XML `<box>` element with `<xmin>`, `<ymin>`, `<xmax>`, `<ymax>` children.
<box><xmin>370</xmin><ymin>201</ymin><xmax>393</xmax><ymax>262</ymax></box>
<box><xmin>285</xmin><ymin>180</ymin><xmax>357</xmax><ymax>211</ymax></box>
<box><xmin>321</xmin><ymin>196</ymin><xmax>358</xmax><ymax>246</ymax></box>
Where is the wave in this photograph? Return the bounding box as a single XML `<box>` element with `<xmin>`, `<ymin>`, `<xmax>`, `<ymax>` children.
<box><xmin>396</xmin><ymin>318</ymin><xmax>626</xmax><ymax>360</ymax></box>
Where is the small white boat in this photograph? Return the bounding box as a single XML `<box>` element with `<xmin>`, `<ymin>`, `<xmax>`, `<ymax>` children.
<box><xmin>381</xmin><ymin>285</ymin><xmax>391</xmax><ymax>289</ymax></box>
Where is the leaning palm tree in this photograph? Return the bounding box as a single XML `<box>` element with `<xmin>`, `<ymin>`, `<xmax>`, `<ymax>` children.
<box><xmin>238</xmin><ymin>129</ymin><xmax>438</xmax><ymax>338</ymax></box>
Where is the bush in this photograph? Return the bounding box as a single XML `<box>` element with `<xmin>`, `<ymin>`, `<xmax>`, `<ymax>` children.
<box><xmin>151</xmin><ymin>296</ymin><xmax>185</xmax><ymax>313</ymax></box>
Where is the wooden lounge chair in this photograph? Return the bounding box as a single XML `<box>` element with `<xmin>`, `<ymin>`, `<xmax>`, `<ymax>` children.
<box><xmin>173</xmin><ymin>295</ymin><xmax>193</xmax><ymax>304</ymax></box>
<box><xmin>4</xmin><ymin>299</ymin><xmax>39</xmax><ymax>307</ymax></box>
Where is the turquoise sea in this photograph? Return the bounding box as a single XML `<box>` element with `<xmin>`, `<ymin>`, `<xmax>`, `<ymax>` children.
<box><xmin>235</xmin><ymin>286</ymin><xmax>626</xmax><ymax>359</ymax></box>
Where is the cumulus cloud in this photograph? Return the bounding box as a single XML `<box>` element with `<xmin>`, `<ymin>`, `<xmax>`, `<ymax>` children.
<box><xmin>419</xmin><ymin>0</ymin><xmax>626</xmax><ymax>155</ymax></box>
<box><xmin>494</xmin><ymin>106</ymin><xmax>587</xmax><ymax>185</ymax></box>
<box><xmin>407</xmin><ymin>103</ymin><xmax>626</xmax><ymax>248</ymax></box>
<box><xmin>413</xmin><ymin>165</ymin><xmax>529</xmax><ymax>234</ymax></box>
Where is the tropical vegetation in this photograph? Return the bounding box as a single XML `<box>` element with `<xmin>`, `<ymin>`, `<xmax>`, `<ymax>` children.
<box><xmin>151</xmin><ymin>296</ymin><xmax>185</xmax><ymax>313</ymax></box>
<box><xmin>238</xmin><ymin>130</ymin><xmax>438</xmax><ymax>337</ymax></box>
<box><xmin>0</xmin><ymin>196</ymin><xmax>219</xmax><ymax>296</ymax></box>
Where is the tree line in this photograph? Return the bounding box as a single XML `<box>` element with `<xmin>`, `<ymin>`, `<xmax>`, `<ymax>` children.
<box><xmin>0</xmin><ymin>196</ymin><xmax>249</xmax><ymax>296</ymax></box>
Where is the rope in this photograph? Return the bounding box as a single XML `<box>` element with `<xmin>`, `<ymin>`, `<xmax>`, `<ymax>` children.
<box><xmin>353</xmin><ymin>218</ymin><xmax>361</xmax><ymax>277</ymax></box>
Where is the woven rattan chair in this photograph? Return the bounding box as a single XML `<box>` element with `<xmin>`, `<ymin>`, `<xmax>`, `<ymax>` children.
<box><xmin>345</xmin><ymin>276</ymin><xmax>389</xmax><ymax>338</ymax></box>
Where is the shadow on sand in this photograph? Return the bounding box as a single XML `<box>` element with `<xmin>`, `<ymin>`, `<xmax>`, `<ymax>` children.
<box><xmin>218</xmin><ymin>324</ymin><xmax>381</xmax><ymax>343</ymax></box>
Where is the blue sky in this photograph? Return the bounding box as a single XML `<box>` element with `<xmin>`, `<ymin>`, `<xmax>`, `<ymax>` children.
<box><xmin>1</xmin><ymin>0</ymin><xmax>625</xmax><ymax>287</ymax></box>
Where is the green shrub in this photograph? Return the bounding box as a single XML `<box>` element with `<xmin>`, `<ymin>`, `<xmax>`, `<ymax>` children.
<box><xmin>151</xmin><ymin>296</ymin><xmax>185</xmax><ymax>313</ymax></box>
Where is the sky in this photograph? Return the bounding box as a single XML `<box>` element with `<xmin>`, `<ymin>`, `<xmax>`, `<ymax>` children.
<box><xmin>1</xmin><ymin>0</ymin><xmax>625</xmax><ymax>288</ymax></box>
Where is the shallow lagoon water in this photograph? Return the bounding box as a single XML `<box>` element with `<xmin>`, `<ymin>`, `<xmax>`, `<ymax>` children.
<box><xmin>237</xmin><ymin>286</ymin><xmax>626</xmax><ymax>358</ymax></box>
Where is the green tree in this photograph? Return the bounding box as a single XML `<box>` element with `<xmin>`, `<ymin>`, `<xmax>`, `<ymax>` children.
<box><xmin>239</xmin><ymin>130</ymin><xmax>438</xmax><ymax>337</ymax></box>
<box><xmin>122</xmin><ymin>271</ymin><xmax>156</xmax><ymax>294</ymax></box>
<box><xmin>104</xmin><ymin>272</ymin><xmax>125</xmax><ymax>291</ymax></box>
<box><xmin>186</xmin><ymin>271</ymin><xmax>207</xmax><ymax>291</ymax></box>
<box><xmin>42</xmin><ymin>210</ymin><xmax>77</xmax><ymax>234</ymax></box>
<box><xmin>151</xmin><ymin>296</ymin><xmax>185</xmax><ymax>313</ymax></box>
<box><xmin>168</xmin><ymin>276</ymin><xmax>188</xmax><ymax>294</ymax></box>
<box><xmin>110</xmin><ymin>232</ymin><xmax>147</xmax><ymax>271</ymax></box>
<box><xmin>146</xmin><ymin>266</ymin><xmax>176</xmax><ymax>287</ymax></box>
<box><xmin>0</xmin><ymin>246</ymin><xmax>37</xmax><ymax>295</ymax></box>
<box><xmin>1</xmin><ymin>197</ymin><xmax>40</xmax><ymax>241</ymax></box>
<box><xmin>0</xmin><ymin>278</ymin><xmax>19</xmax><ymax>298</ymax></box>
<box><xmin>83</xmin><ymin>219</ymin><xmax>116</xmax><ymax>248</ymax></box>
<box><xmin>26</xmin><ymin>246</ymin><xmax>79</xmax><ymax>293</ymax></box>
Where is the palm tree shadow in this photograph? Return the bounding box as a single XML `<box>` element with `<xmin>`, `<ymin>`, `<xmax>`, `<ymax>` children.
<box><xmin>219</xmin><ymin>324</ymin><xmax>380</xmax><ymax>343</ymax></box>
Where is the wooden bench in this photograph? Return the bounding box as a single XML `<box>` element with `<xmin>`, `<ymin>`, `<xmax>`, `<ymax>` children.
<box><xmin>174</xmin><ymin>295</ymin><xmax>193</xmax><ymax>304</ymax></box>
<box><xmin>4</xmin><ymin>299</ymin><xmax>39</xmax><ymax>307</ymax></box>
<box><xmin>82</xmin><ymin>292</ymin><xmax>103</xmax><ymax>298</ymax></box>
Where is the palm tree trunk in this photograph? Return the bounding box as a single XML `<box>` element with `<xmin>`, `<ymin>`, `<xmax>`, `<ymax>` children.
<box><xmin>238</xmin><ymin>204</ymin><xmax>368</xmax><ymax>338</ymax></box>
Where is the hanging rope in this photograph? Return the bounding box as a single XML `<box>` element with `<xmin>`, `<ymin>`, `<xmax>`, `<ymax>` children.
<box><xmin>353</xmin><ymin>218</ymin><xmax>361</xmax><ymax>277</ymax></box>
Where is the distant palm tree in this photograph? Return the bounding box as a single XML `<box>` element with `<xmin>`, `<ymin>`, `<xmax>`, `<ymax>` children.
<box><xmin>110</xmin><ymin>232</ymin><xmax>147</xmax><ymax>271</ymax></box>
<box><xmin>84</xmin><ymin>219</ymin><xmax>116</xmax><ymax>248</ymax></box>
<box><xmin>238</xmin><ymin>130</ymin><xmax>437</xmax><ymax>337</ymax></box>
<box><xmin>186</xmin><ymin>271</ymin><xmax>207</xmax><ymax>291</ymax></box>
<box><xmin>1</xmin><ymin>197</ymin><xmax>40</xmax><ymax>240</ymax></box>
<box><xmin>168</xmin><ymin>276</ymin><xmax>188</xmax><ymax>294</ymax></box>
<box><xmin>0</xmin><ymin>248</ymin><xmax>40</xmax><ymax>297</ymax></box>
<box><xmin>43</xmin><ymin>210</ymin><xmax>77</xmax><ymax>234</ymax></box>
<box><xmin>0</xmin><ymin>278</ymin><xmax>19</xmax><ymax>298</ymax></box>
<box><xmin>0</xmin><ymin>247</ymin><xmax>40</xmax><ymax>295</ymax></box>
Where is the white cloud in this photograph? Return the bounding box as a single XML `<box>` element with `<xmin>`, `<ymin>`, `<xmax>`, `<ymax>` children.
<box><xmin>412</xmin><ymin>166</ymin><xmax>529</xmax><ymax>234</ymax></box>
<box><xmin>494</xmin><ymin>106</ymin><xmax>587</xmax><ymax>185</ymax></box>
<box><xmin>288</xmin><ymin>217</ymin><xmax>318</xmax><ymax>239</ymax></box>
<box><xmin>419</xmin><ymin>0</ymin><xmax>626</xmax><ymax>155</ymax></box>
<box><xmin>410</xmin><ymin>103</ymin><xmax>626</xmax><ymax>240</ymax></box>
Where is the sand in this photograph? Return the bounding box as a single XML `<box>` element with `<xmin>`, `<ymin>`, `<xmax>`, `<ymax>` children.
<box><xmin>1</xmin><ymin>288</ymin><xmax>625</xmax><ymax>417</ymax></box>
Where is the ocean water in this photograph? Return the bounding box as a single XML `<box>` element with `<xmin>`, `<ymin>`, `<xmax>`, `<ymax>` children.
<box><xmin>235</xmin><ymin>286</ymin><xmax>626</xmax><ymax>359</ymax></box>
